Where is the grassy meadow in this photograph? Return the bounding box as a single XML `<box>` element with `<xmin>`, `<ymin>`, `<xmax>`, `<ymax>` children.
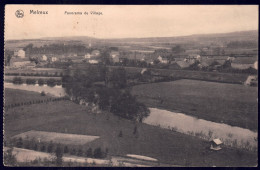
<box><xmin>4</xmin><ymin>88</ymin><xmax>53</xmax><ymax>106</ymax></box>
<box><xmin>4</xmin><ymin>92</ymin><xmax>257</xmax><ymax>166</ymax></box>
<box><xmin>131</xmin><ymin>79</ymin><xmax>258</xmax><ymax>131</ymax></box>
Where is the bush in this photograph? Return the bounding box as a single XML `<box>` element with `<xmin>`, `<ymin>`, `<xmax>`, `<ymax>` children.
<box><xmin>64</xmin><ymin>145</ymin><xmax>69</xmax><ymax>154</ymax></box>
<box><xmin>4</xmin><ymin>148</ymin><xmax>17</xmax><ymax>166</ymax></box>
<box><xmin>47</xmin><ymin>79</ymin><xmax>56</xmax><ymax>87</ymax></box>
<box><xmin>77</xmin><ymin>148</ymin><xmax>83</xmax><ymax>156</ymax></box>
<box><xmin>93</xmin><ymin>147</ymin><xmax>103</xmax><ymax>158</ymax></box>
<box><xmin>26</xmin><ymin>78</ymin><xmax>36</xmax><ymax>85</ymax></box>
<box><xmin>56</xmin><ymin>80</ymin><xmax>62</xmax><ymax>86</ymax></box>
<box><xmin>47</xmin><ymin>141</ymin><xmax>54</xmax><ymax>153</ymax></box>
<box><xmin>86</xmin><ymin>148</ymin><xmax>92</xmax><ymax>157</ymax></box>
<box><xmin>70</xmin><ymin>148</ymin><xmax>76</xmax><ymax>155</ymax></box>
<box><xmin>16</xmin><ymin>137</ymin><xmax>23</xmax><ymax>148</ymax></box>
<box><xmin>55</xmin><ymin>144</ymin><xmax>63</xmax><ymax>166</ymax></box>
<box><xmin>40</xmin><ymin>145</ymin><xmax>46</xmax><ymax>152</ymax></box>
<box><xmin>38</xmin><ymin>79</ymin><xmax>45</xmax><ymax>86</ymax></box>
<box><xmin>13</xmin><ymin>77</ymin><xmax>23</xmax><ymax>84</ymax></box>
<box><xmin>33</xmin><ymin>143</ymin><xmax>38</xmax><ymax>151</ymax></box>
<box><xmin>41</xmin><ymin>91</ymin><xmax>46</xmax><ymax>96</ymax></box>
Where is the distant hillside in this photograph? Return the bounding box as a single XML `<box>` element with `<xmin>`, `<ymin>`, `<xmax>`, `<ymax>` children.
<box><xmin>102</xmin><ymin>30</ymin><xmax>258</xmax><ymax>44</ymax></box>
<box><xmin>5</xmin><ymin>30</ymin><xmax>258</xmax><ymax>50</ymax></box>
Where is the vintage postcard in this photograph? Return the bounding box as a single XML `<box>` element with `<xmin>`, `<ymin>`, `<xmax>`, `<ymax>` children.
<box><xmin>3</xmin><ymin>5</ymin><xmax>258</xmax><ymax>167</ymax></box>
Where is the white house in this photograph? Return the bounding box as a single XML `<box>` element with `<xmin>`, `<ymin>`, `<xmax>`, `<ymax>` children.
<box><xmin>158</xmin><ymin>56</ymin><xmax>168</xmax><ymax>64</ymax></box>
<box><xmin>42</xmin><ymin>55</ymin><xmax>48</xmax><ymax>61</ymax></box>
<box><xmin>210</xmin><ymin>138</ymin><xmax>223</xmax><ymax>151</ymax></box>
<box><xmin>51</xmin><ymin>57</ymin><xmax>57</xmax><ymax>62</ymax></box>
<box><xmin>110</xmin><ymin>51</ymin><xmax>120</xmax><ymax>63</ymax></box>
<box><xmin>89</xmin><ymin>59</ymin><xmax>99</xmax><ymax>64</ymax></box>
<box><xmin>14</xmin><ymin>49</ymin><xmax>26</xmax><ymax>58</ymax></box>
<box><xmin>84</xmin><ymin>53</ymin><xmax>91</xmax><ymax>59</ymax></box>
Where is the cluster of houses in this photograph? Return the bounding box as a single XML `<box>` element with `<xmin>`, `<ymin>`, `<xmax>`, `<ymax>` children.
<box><xmin>142</xmin><ymin>53</ymin><xmax>258</xmax><ymax>70</ymax></box>
<box><xmin>8</xmin><ymin>48</ymin><xmax>258</xmax><ymax>72</ymax></box>
<box><xmin>9</xmin><ymin>49</ymin><xmax>35</xmax><ymax>68</ymax></box>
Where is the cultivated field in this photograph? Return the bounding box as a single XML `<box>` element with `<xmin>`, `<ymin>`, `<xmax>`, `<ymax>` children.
<box><xmin>132</xmin><ymin>79</ymin><xmax>258</xmax><ymax>131</ymax></box>
<box><xmin>4</xmin><ymin>98</ymin><xmax>257</xmax><ymax>166</ymax></box>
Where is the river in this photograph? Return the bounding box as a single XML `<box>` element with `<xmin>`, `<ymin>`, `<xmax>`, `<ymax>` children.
<box><xmin>144</xmin><ymin>108</ymin><xmax>257</xmax><ymax>150</ymax></box>
<box><xmin>4</xmin><ymin>82</ymin><xmax>66</xmax><ymax>97</ymax></box>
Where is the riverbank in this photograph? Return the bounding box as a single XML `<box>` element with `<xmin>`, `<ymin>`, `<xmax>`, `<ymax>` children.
<box><xmin>4</xmin><ymin>82</ymin><xmax>66</xmax><ymax>97</ymax></box>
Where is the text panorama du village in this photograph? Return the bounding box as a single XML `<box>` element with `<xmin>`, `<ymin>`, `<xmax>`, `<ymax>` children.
<box><xmin>65</xmin><ymin>11</ymin><xmax>103</xmax><ymax>15</ymax></box>
<box><xmin>29</xmin><ymin>10</ymin><xmax>103</xmax><ymax>15</ymax></box>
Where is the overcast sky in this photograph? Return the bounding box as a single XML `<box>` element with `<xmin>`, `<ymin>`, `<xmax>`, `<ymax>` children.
<box><xmin>5</xmin><ymin>5</ymin><xmax>258</xmax><ymax>40</ymax></box>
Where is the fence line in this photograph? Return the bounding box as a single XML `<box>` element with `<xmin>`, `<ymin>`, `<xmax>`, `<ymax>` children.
<box><xmin>4</xmin><ymin>96</ymin><xmax>70</xmax><ymax>111</ymax></box>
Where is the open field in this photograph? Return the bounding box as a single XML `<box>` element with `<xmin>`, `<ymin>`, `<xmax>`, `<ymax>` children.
<box><xmin>4</xmin><ymin>98</ymin><xmax>257</xmax><ymax>166</ymax></box>
<box><xmin>107</xmin><ymin>66</ymin><xmax>249</xmax><ymax>84</ymax></box>
<box><xmin>132</xmin><ymin>79</ymin><xmax>258</xmax><ymax>131</ymax></box>
<box><xmin>4</xmin><ymin>88</ymin><xmax>53</xmax><ymax>106</ymax></box>
<box><xmin>13</xmin><ymin>130</ymin><xmax>99</xmax><ymax>146</ymax></box>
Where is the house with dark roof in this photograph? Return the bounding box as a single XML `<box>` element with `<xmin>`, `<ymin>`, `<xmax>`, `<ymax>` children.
<box><xmin>91</xmin><ymin>50</ymin><xmax>101</xmax><ymax>56</ymax></box>
<box><xmin>231</xmin><ymin>57</ymin><xmax>257</xmax><ymax>70</ymax></box>
<box><xmin>176</xmin><ymin>60</ymin><xmax>195</xmax><ymax>68</ymax></box>
<box><xmin>10</xmin><ymin>57</ymin><xmax>34</xmax><ymax>68</ymax></box>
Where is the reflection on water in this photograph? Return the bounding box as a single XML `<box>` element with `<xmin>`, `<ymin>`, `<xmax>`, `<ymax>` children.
<box><xmin>4</xmin><ymin>82</ymin><xmax>66</xmax><ymax>97</ymax></box>
<box><xmin>145</xmin><ymin>108</ymin><xmax>257</xmax><ymax>149</ymax></box>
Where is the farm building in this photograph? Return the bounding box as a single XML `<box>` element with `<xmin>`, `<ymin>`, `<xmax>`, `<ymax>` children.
<box><xmin>145</xmin><ymin>58</ymin><xmax>154</xmax><ymax>65</ymax></box>
<box><xmin>91</xmin><ymin>50</ymin><xmax>100</xmax><ymax>56</ymax></box>
<box><xmin>84</xmin><ymin>53</ymin><xmax>91</xmax><ymax>59</ymax></box>
<box><xmin>71</xmin><ymin>56</ymin><xmax>85</xmax><ymax>63</ymax></box>
<box><xmin>185</xmin><ymin>54</ymin><xmax>201</xmax><ymax>62</ymax></box>
<box><xmin>176</xmin><ymin>61</ymin><xmax>194</xmax><ymax>68</ymax></box>
<box><xmin>89</xmin><ymin>59</ymin><xmax>99</xmax><ymax>64</ymax></box>
<box><xmin>215</xmin><ymin>60</ymin><xmax>226</xmax><ymax>65</ymax></box>
<box><xmin>158</xmin><ymin>56</ymin><xmax>169</xmax><ymax>64</ymax></box>
<box><xmin>110</xmin><ymin>51</ymin><xmax>120</xmax><ymax>63</ymax></box>
<box><xmin>244</xmin><ymin>75</ymin><xmax>258</xmax><ymax>86</ymax></box>
<box><xmin>231</xmin><ymin>63</ymin><xmax>255</xmax><ymax>70</ymax></box>
<box><xmin>210</xmin><ymin>138</ymin><xmax>223</xmax><ymax>151</ymax></box>
<box><xmin>14</xmin><ymin>49</ymin><xmax>25</xmax><ymax>58</ymax></box>
<box><xmin>231</xmin><ymin>57</ymin><xmax>257</xmax><ymax>70</ymax></box>
<box><xmin>168</xmin><ymin>63</ymin><xmax>181</xmax><ymax>69</ymax></box>
<box><xmin>10</xmin><ymin>57</ymin><xmax>32</xmax><ymax>68</ymax></box>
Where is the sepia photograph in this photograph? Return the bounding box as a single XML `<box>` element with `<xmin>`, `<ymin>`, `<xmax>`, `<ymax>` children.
<box><xmin>3</xmin><ymin>5</ymin><xmax>258</xmax><ymax>167</ymax></box>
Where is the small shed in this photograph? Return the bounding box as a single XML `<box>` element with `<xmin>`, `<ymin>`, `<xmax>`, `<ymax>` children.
<box><xmin>210</xmin><ymin>138</ymin><xmax>223</xmax><ymax>151</ymax></box>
